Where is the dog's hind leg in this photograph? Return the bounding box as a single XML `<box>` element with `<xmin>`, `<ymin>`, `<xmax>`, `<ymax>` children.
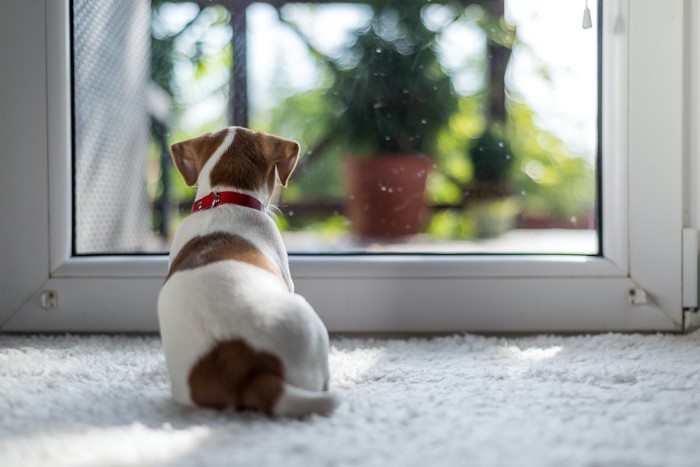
<box><xmin>188</xmin><ymin>338</ymin><xmax>284</xmax><ymax>413</ymax></box>
<box><xmin>188</xmin><ymin>338</ymin><xmax>337</xmax><ymax>416</ymax></box>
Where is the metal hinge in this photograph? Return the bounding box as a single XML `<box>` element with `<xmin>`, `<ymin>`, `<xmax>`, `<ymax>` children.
<box><xmin>40</xmin><ymin>290</ymin><xmax>58</xmax><ymax>310</ymax></box>
<box><xmin>683</xmin><ymin>228</ymin><xmax>699</xmax><ymax>331</ymax></box>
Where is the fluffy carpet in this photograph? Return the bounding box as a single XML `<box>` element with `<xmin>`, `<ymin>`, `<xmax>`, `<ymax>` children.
<box><xmin>1</xmin><ymin>331</ymin><xmax>700</xmax><ymax>467</ymax></box>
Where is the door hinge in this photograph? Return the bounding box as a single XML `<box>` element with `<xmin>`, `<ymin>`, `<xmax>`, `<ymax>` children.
<box><xmin>40</xmin><ymin>290</ymin><xmax>58</xmax><ymax>310</ymax></box>
<box><xmin>628</xmin><ymin>286</ymin><xmax>648</xmax><ymax>306</ymax></box>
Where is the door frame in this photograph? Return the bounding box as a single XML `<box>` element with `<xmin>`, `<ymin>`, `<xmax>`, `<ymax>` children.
<box><xmin>0</xmin><ymin>0</ymin><xmax>695</xmax><ymax>333</ymax></box>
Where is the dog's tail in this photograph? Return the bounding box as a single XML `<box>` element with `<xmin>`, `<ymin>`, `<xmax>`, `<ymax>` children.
<box><xmin>238</xmin><ymin>372</ymin><xmax>339</xmax><ymax>418</ymax></box>
<box><xmin>273</xmin><ymin>383</ymin><xmax>340</xmax><ymax>417</ymax></box>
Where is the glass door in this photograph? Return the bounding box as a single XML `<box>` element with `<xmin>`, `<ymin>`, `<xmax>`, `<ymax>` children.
<box><xmin>0</xmin><ymin>0</ymin><xmax>693</xmax><ymax>333</ymax></box>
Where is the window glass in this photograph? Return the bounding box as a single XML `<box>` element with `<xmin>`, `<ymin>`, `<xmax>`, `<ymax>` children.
<box><xmin>72</xmin><ymin>0</ymin><xmax>599</xmax><ymax>255</ymax></box>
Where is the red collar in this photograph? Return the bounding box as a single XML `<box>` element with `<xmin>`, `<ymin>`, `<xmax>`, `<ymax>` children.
<box><xmin>191</xmin><ymin>190</ymin><xmax>266</xmax><ymax>213</ymax></box>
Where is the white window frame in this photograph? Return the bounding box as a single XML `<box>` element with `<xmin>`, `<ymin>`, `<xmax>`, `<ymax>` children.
<box><xmin>1</xmin><ymin>0</ymin><xmax>697</xmax><ymax>333</ymax></box>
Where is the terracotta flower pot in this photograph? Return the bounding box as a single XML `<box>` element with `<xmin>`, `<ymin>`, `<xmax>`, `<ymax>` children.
<box><xmin>344</xmin><ymin>155</ymin><xmax>432</xmax><ymax>239</ymax></box>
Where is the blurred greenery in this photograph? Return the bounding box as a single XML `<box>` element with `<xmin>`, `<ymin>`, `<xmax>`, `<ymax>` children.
<box><xmin>469</xmin><ymin>123</ymin><xmax>514</xmax><ymax>183</ymax></box>
<box><xmin>149</xmin><ymin>1</ymin><xmax>234</xmax><ymax>237</ymax></box>
<box><xmin>508</xmin><ymin>102</ymin><xmax>596</xmax><ymax>223</ymax></box>
<box><xmin>254</xmin><ymin>89</ymin><xmax>346</xmax><ymax>203</ymax></box>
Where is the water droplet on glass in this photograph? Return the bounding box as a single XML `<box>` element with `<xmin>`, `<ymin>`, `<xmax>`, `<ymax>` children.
<box><xmin>498</xmin><ymin>142</ymin><xmax>505</xmax><ymax>148</ymax></box>
<box><xmin>570</xmin><ymin>216</ymin><xmax>577</xmax><ymax>224</ymax></box>
<box><xmin>288</xmin><ymin>211</ymin><xmax>294</xmax><ymax>217</ymax></box>
<box><xmin>421</xmin><ymin>119</ymin><xmax>427</xmax><ymax>124</ymax></box>
<box><xmin>402</xmin><ymin>89</ymin><xmax>409</xmax><ymax>94</ymax></box>
<box><xmin>388</xmin><ymin>188</ymin><xmax>394</xmax><ymax>193</ymax></box>
<box><xmin>380</xmin><ymin>186</ymin><xmax>387</xmax><ymax>192</ymax></box>
<box><xmin>373</xmin><ymin>102</ymin><xmax>383</xmax><ymax>109</ymax></box>
<box><xmin>376</xmin><ymin>48</ymin><xmax>382</xmax><ymax>54</ymax></box>
<box><xmin>385</xmin><ymin>136</ymin><xmax>391</xmax><ymax>141</ymax></box>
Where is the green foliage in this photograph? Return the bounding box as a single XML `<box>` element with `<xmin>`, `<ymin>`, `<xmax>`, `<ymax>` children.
<box><xmin>426</xmin><ymin>97</ymin><xmax>595</xmax><ymax>229</ymax></box>
<box><xmin>151</xmin><ymin>2</ymin><xmax>231</xmax><ymax>103</ymax></box>
<box><xmin>252</xmin><ymin>89</ymin><xmax>346</xmax><ymax>202</ymax></box>
<box><xmin>508</xmin><ymin>102</ymin><xmax>596</xmax><ymax>221</ymax></box>
<box><xmin>509</xmin><ymin>103</ymin><xmax>596</xmax><ymax>221</ymax></box>
<box><xmin>427</xmin><ymin>210</ymin><xmax>476</xmax><ymax>239</ymax></box>
<box><xmin>272</xmin><ymin>213</ymin><xmax>291</xmax><ymax>232</ymax></box>
<box><xmin>477</xmin><ymin>10</ymin><xmax>516</xmax><ymax>48</ymax></box>
<box><xmin>428</xmin><ymin>171</ymin><xmax>463</xmax><ymax>205</ymax></box>
<box><xmin>150</xmin><ymin>2</ymin><xmax>234</xmax><ymax>210</ymax></box>
<box><xmin>310</xmin><ymin>214</ymin><xmax>351</xmax><ymax>235</ymax></box>
<box><xmin>278</xmin><ymin>212</ymin><xmax>351</xmax><ymax>237</ymax></box>
<box><xmin>469</xmin><ymin>124</ymin><xmax>514</xmax><ymax>182</ymax></box>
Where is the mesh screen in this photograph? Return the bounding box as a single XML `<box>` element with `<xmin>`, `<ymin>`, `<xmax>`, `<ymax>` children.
<box><xmin>73</xmin><ymin>0</ymin><xmax>153</xmax><ymax>254</ymax></box>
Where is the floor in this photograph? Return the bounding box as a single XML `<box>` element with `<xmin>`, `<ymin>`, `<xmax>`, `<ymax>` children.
<box><xmin>1</xmin><ymin>331</ymin><xmax>699</xmax><ymax>467</ymax></box>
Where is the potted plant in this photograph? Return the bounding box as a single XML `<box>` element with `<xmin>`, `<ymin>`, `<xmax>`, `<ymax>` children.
<box><xmin>467</xmin><ymin>124</ymin><xmax>520</xmax><ymax>238</ymax></box>
<box><xmin>324</xmin><ymin>0</ymin><xmax>457</xmax><ymax>238</ymax></box>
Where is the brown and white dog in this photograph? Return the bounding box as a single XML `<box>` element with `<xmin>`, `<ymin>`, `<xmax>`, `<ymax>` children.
<box><xmin>158</xmin><ymin>126</ymin><xmax>337</xmax><ymax>417</ymax></box>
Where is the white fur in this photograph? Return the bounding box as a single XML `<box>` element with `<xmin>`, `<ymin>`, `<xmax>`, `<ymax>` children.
<box><xmin>192</xmin><ymin>129</ymin><xmax>236</xmax><ymax>200</ymax></box>
<box><xmin>158</xmin><ymin>128</ymin><xmax>336</xmax><ymax>416</ymax></box>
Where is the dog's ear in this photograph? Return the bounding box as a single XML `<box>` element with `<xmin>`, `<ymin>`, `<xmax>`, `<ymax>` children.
<box><xmin>259</xmin><ymin>134</ymin><xmax>300</xmax><ymax>187</ymax></box>
<box><xmin>170</xmin><ymin>141</ymin><xmax>199</xmax><ymax>186</ymax></box>
<box><xmin>171</xmin><ymin>131</ymin><xmax>227</xmax><ymax>186</ymax></box>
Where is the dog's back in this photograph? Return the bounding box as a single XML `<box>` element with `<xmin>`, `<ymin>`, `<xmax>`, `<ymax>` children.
<box><xmin>158</xmin><ymin>127</ymin><xmax>337</xmax><ymax>416</ymax></box>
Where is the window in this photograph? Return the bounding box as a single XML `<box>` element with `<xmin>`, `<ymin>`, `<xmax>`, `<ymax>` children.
<box><xmin>0</xmin><ymin>0</ymin><xmax>696</xmax><ymax>333</ymax></box>
<box><xmin>73</xmin><ymin>0</ymin><xmax>599</xmax><ymax>255</ymax></box>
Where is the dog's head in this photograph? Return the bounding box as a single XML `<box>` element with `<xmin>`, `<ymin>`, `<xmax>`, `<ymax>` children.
<box><xmin>170</xmin><ymin>127</ymin><xmax>300</xmax><ymax>199</ymax></box>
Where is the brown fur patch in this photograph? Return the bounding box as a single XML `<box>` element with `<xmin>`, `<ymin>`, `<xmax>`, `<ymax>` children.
<box><xmin>208</xmin><ymin>127</ymin><xmax>300</xmax><ymax>193</ymax></box>
<box><xmin>171</xmin><ymin>129</ymin><xmax>228</xmax><ymax>186</ymax></box>
<box><xmin>188</xmin><ymin>339</ymin><xmax>285</xmax><ymax>414</ymax></box>
<box><xmin>166</xmin><ymin>232</ymin><xmax>285</xmax><ymax>286</ymax></box>
<box><xmin>210</xmin><ymin>128</ymin><xmax>269</xmax><ymax>191</ymax></box>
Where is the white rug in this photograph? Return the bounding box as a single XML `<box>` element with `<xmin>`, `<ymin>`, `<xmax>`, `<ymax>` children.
<box><xmin>1</xmin><ymin>331</ymin><xmax>700</xmax><ymax>467</ymax></box>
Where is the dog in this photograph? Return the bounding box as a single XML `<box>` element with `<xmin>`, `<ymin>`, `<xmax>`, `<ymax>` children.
<box><xmin>158</xmin><ymin>126</ymin><xmax>337</xmax><ymax>417</ymax></box>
